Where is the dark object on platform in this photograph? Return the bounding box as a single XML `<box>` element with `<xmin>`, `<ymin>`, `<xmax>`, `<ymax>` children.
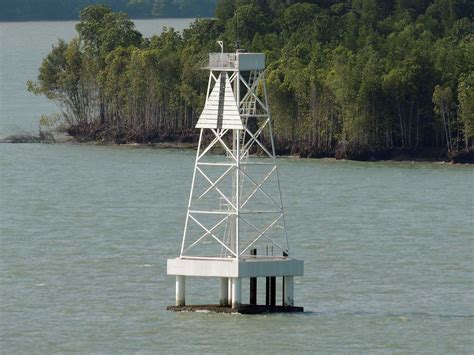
<box><xmin>270</xmin><ymin>277</ymin><xmax>276</xmax><ymax>306</ymax></box>
<box><xmin>250</xmin><ymin>249</ymin><xmax>257</xmax><ymax>305</ymax></box>
<box><xmin>167</xmin><ymin>304</ymin><xmax>304</xmax><ymax>314</ymax></box>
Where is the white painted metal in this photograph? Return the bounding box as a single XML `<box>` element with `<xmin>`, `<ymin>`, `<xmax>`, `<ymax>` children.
<box><xmin>179</xmin><ymin>49</ymin><xmax>292</xmax><ymax>260</ymax></box>
<box><xmin>196</xmin><ymin>73</ymin><xmax>243</xmax><ymax>129</ymax></box>
<box><xmin>231</xmin><ymin>278</ymin><xmax>241</xmax><ymax>308</ymax></box>
<box><xmin>283</xmin><ymin>276</ymin><xmax>294</xmax><ymax>306</ymax></box>
<box><xmin>176</xmin><ymin>275</ymin><xmax>185</xmax><ymax>306</ymax></box>
<box><xmin>168</xmin><ymin>45</ymin><xmax>303</xmax><ymax>308</ymax></box>
<box><xmin>207</xmin><ymin>53</ymin><xmax>265</xmax><ymax>71</ymax></box>
<box><xmin>167</xmin><ymin>258</ymin><xmax>304</xmax><ymax>278</ymax></box>
<box><xmin>219</xmin><ymin>277</ymin><xmax>229</xmax><ymax>306</ymax></box>
<box><xmin>263</xmin><ymin>73</ymin><xmax>291</xmax><ymax>254</ymax></box>
<box><xmin>180</xmin><ymin>130</ymin><xmax>202</xmax><ymax>256</ymax></box>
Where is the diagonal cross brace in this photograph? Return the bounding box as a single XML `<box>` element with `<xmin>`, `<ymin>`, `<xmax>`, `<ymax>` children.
<box><xmin>240</xmin><ymin>165</ymin><xmax>277</xmax><ymax>209</ymax></box>
<box><xmin>244</xmin><ymin>126</ymin><xmax>274</xmax><ymax>160</ymax></box>
<box><xmin>240</xmin><ymin>73</ymin><xmax>268</xmax><ymax>114</ymax></box>
<box><xmin>242</xmin><ymin>118</ymin><xmax>269</xmax><ymax>158</ymax></box>
<box><xmin>239</xmin><ymin>214</ymin><xmax>286</xmax><ymax>255</ymax></box>
<box><xmin>196</xmin><ymin>166</ymin><xmax>236</xmax><ymax>210</ymax></box>
<box><xmin>198</xmin><ymin>129</ymin><xmax>228</xmax><ymax>161</ymax></box>
<box><xmin>183</xmin><ymin>214</ymin><xmax>229</xmax><ymax>254</ymax></box>
<box><xmin>197</xmin><ymin>165</ymin><xmax>235</xmax><ymax>201</ymax></box>
<box><xmin>188</xmin><ymin>214</ymin><xmax>237</xmax><ymax>257</ymax></box>
<box><xmin>211</xmin><ymin>129</ymin><xmax>237</xmax><ymax>161</ymax></box>
<box><xmin>240</xmin><ymin>167</ymin><xmax>282</xmax><ymax>210</ymax></box>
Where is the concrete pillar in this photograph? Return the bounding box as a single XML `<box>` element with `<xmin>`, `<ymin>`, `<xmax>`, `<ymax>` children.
<box><xmin>231</xmin><ymin>277</ymin><xmax>241</xmax><ymax>309</ymax></box>
<box><xmin>270</xmin><ymin>277</ymin><xmax>276</xmax><ymax>306</ymax></box>
<box><xmin>228</xmin><ymin>278</ymin><xmax>232</xmax><ymax>305</ymax></box>
<box><xmin>265</xmin><ymin>277</ymin><xmax>270</xmax><ymax>305</ymax></box>
<box><xmin>283</xmin><ymin>276</ymin><xmax>294</xmax><ymax>306</ymax></box>
<box><xmin>219</xmin><ymin>277</ymin><xmax>229</xmax><ymax>306</ymax></box>
<box><xmin>176</xmin><ymin>275</ymin><xmax>185</xmax><ymax>306</ymax></box>
<box><xmin>250</xmin><ymin>249</ymin><xmax>257</xmax><ymax>305</ymax></box>
<box><xmin>249</xmin><ymin>276</ymin><xmax>257</xmax><ymax>305</ymax></box>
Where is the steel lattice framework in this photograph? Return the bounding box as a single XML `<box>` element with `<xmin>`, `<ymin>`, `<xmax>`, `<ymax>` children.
<box><xmin>180</xmin><ymin>53</ymin><xmax>289</xmax><ymax>260</ymax></box>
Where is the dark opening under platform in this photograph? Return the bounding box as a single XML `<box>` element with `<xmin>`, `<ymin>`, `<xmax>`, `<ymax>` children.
<box><xmin>167</xmin><ymin>304</ymin><xmax>304</xmax><ymax>314</ymax></box>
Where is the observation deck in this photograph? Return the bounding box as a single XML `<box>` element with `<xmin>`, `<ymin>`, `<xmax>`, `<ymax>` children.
<box><xmin>205</xmin><ymin>52</ymin><xmax>265</xmax><ymax>71</ymax></box>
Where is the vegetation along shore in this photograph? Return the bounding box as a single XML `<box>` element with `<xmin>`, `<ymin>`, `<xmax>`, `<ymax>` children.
<box><xmin>27</xmin><ymin>1</ymin><xmax>473</xmax><ymax>163</ymax></box>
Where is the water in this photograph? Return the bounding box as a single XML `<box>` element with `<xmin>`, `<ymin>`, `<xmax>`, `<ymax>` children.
<box><xmin>1</xmin><ymin>20</ymin><xmax>474</xmax><ymax>353</ymax></box>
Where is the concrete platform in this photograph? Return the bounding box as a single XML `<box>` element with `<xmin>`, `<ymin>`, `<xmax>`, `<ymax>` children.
<box><xmin>167</xmin><ymin>304</ymin><xmax>304</xmax><ymax>314</ymax></box>
<box><xmin>167</xmin><ymin>257</ymin><xmax>303</xmax><ymax>309</ymax></box>
<box><xmin>167</xmin><ymin>257</ymin><xmax>304</xmax><ymax>278</ymax></box>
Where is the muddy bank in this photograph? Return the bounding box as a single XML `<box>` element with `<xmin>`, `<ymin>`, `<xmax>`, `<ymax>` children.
<box><xmin>3</xmin><ymin>129</ymin><xmax>472</xmax><ymax>164</ymax></box>
<box><xmin>60</xmin><ymin>123</ymin><xmax>474</xmax><ymax>163</ymax></box>
<box><xmin>278</xmin><ymin>141</ymin><xmax>474</xmax><ymax>164</ymax></box>
<box><xmin>0</xmin><ymin>131</ymin><xmax>75</xmax><ymax>144</ymax></box>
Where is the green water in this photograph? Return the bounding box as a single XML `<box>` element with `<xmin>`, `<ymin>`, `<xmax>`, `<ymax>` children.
<box><xmin>1</xmin><ymin>143</ymin><xmax>473</xmax><ymax>352</ymax></box>
<box><xmin>1</xmin><ymin>20</ymin><xmax>473</xmax><ymax>353</ymax></box>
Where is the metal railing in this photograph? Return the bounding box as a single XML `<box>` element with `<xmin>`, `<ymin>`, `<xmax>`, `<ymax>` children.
<box><xmin>208</xmin><ymin>53</ymin><xmax>238</xmax><ymax>69</ymax></box>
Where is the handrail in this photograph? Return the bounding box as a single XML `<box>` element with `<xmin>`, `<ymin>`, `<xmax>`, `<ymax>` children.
<box><xmin>209</xmin><ymin>53</ymin><xmax>238</xmax><ymax>69</ymax></box>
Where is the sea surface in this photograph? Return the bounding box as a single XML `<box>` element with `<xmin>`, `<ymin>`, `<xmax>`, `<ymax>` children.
<box><xmin>1</xmin><ymin>20</ymin><xmax>474</xmax><ymax>353</ymax></box>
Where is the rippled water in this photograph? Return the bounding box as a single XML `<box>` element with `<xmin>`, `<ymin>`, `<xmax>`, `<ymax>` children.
<box><xmin>1</xmin><ymin>144</ymin><xmax>473</xmax><ymax>352</ymax></box>
<box><xmin>1</xmin><ymin>20</ymin><xmax>474</xmax><ymax>353</ymax></box>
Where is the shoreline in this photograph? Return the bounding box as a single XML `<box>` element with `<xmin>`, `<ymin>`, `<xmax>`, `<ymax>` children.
<box><xmin>1</xmin><ymin>132</ymin><xmax>472</xmax><ymax>165</ymax></box>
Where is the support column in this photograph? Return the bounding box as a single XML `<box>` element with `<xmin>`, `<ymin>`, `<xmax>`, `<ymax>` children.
<box><xmin>250</xmin><ymin>277</ymin><xmax>257</xmax><ymax>305</ymax></box>
<box><xmin>270</xmin><ymin>277</ymin><xmax>276</xmax><ymax>306</ymax></box>
<box><xmin>265</xmin><ymin>277</ymin><xmax>270</xmax><ymax>305</ymax></box>
<box><xmin>219</xmin><ymin>277</ymin><xmax>229</xmax><ymax>306</ymax></box>
<box><xmin>228</xmin><ymin>278</ymin><xmax>232</xmax><ymax>305</ymax></box>
<box><xmin>176</xmin><ymin>275</ymin><xmax>185</xmax><ymax>306</ymax></box>
<box><xmin>231</xmin><ymin>277</ymin><xmax>241</xmax><ymax>309</ymax></box>
<box><xmin>283</xmin><ymin>276</ymin><xmax>294</xmax><ymax>306</ymax></box>
<box><xmin>250</xmin><ymin>249</ymin><xmax>257</xmax><ymax>305</ymax></box>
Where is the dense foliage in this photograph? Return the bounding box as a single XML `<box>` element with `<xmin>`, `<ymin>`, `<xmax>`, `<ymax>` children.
<box><xmin>0</xmin><ymin>0</ymin><xmax>216</xmax><ymax>21</ymax></box>
<box><xmin>29</xmin><ymin>1</ymin><xmax>474</xmax><ymax>160</ymax></box>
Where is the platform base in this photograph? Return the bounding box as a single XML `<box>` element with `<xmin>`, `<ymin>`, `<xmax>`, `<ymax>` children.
<box><xmin>167</xmin><ymin>304</ymin><xmax>304</xmax><ymax>314</ymax></box>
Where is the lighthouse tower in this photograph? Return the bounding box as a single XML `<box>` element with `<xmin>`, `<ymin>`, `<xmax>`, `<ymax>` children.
<box><xmin>167</xmin><ymin>45</ymin><xmax>304</xmax><ymax>313</ymax></box>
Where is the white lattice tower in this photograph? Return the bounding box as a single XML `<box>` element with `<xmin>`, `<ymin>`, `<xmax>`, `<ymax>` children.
<box><xmin>167</xmin><ymin>48</ymin><xmax>303</xmax><ymax>311</ymax></box>
<box><xmin>179</xmin><ymin>53</ymin><xmax>290</xmax><ymax>259</ymax></box>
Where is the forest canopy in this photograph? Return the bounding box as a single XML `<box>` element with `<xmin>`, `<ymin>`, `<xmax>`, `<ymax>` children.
<box><xmin>28</xmin><ymin>0</ymin><xmax>474</xmax><ymax>161</ymax></box>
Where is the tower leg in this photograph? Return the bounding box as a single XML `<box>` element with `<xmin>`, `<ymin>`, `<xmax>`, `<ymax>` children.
<box><xmin>270</xmin><ymin>277</ymin><xmax>276</xmax><ymax>306</ymax></box>
<box><xmin>250</xmin><ymin>248</ymin><xmax>257</xmax><ymax>305</ymax></box>
<box><xmin>231</xmin><ymin>277</ymin><xmax>241</xmax><ymax>309</ymax></box>
<box><xmin>283</xmin><ymin>276</ymin><xmax>294</xmax><ymax>306</ymax></box>
<box><xmin>250</xmin><ymin>277</ymin><xmax>257</xmax><ymax>305</ymax></box>
<box><xmin>176</xmin><ymin>275</ymin><xmax>185</xmax><ymax>306</ymax></box>
<box><xmin>219</xmin><ymin>277</ymin><xmax>229</xmax><ymax>306</ymax></box>
<box><xmin>265</xmin><ymin>277</ymin><xmax>270</xmax><ymax>305</ymax></box>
